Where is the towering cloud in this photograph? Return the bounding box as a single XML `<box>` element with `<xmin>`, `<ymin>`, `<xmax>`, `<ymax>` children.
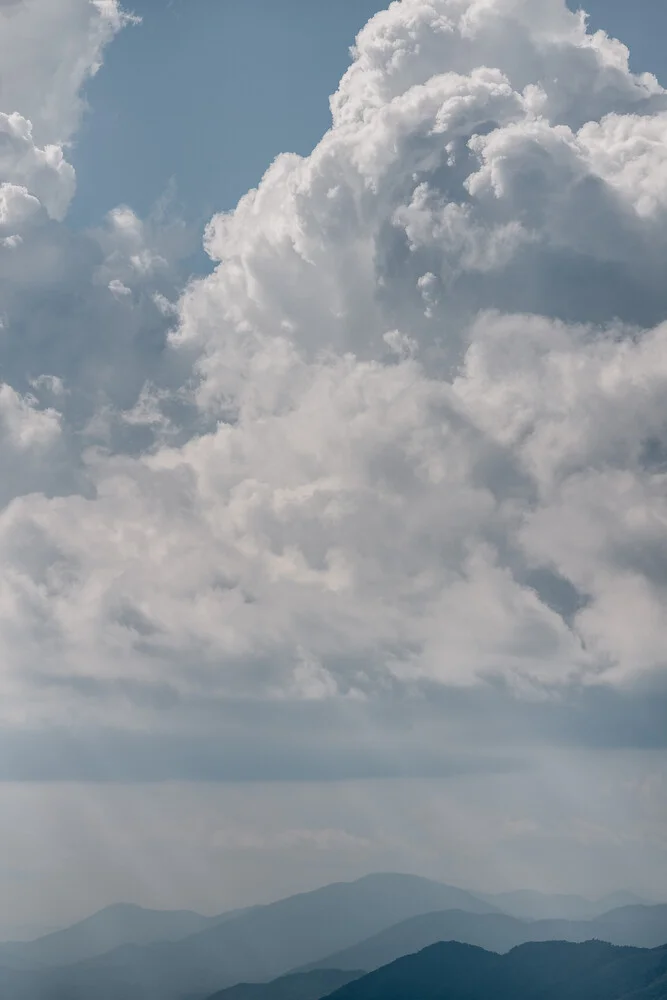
<box><xmin>1</xmin><ymin>0</ymin><xmax>667</xmax><ymax>736</ymax></box>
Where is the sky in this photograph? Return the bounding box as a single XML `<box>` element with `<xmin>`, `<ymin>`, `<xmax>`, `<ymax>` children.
<box><xmin>1</xmin><ymin>0</ymin><xmax>667</xmax><ymax>940</ymax></box>
<box><xmin>68</xmin><ymin>0</ymin><xmax>667</xmax><ymax>231</ymax></box>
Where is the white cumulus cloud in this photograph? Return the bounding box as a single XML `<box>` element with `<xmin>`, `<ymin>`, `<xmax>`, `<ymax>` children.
<box><xmin>1</xmin><ymin>0</ymin><xmax>667</xmax><ymax>732</ymax></box>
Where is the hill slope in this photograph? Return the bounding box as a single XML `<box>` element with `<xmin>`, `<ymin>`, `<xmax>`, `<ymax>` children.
<box><xmin>303</xmin><ymin>903</ymin><xmax>667</xmax><ymax>973</ymax></box>
<box><xmin>320</xmin><ymin>940</ymin><xmax>667</xmax><ymax>1000</ymax></box>
<box><xmin>0</xmin><ymin>904</ymin><xmax>225</xmax><ymax>969</ymax></box>
<box><xmin>206</xmin><ymin>969</ymin><xmax>365</xmax><ymax>1000</ymax></box>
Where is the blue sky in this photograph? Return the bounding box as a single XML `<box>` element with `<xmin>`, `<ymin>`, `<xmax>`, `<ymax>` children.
<box><xmin>69</xmin><ymin>0</ymin><xmax>388</xmax><ymax>229</ymax></box>
<box><xmin>69</xmin><ymin>0</ymin><xmax>667</xmax><ymax>232</ymax></box>
<box><xmin>1</xmin><ymin>0</ymin><xmax>667</xmax><ymax>937</ymax></box>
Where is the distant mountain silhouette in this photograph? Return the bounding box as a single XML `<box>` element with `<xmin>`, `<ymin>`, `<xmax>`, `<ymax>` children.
<box><xmin>302</xmin><ymin>904</ymin><xmax>667</xmax><ymax>973</ymax></box>
<box><xmin>0</xmin><ymin>903</ymin><xmax>231</xmax><ymax>969</ymax></box>
<box><xmin>320</xmin><ymin>939</ymin><xmax>667</xmax><ymax>1000</ymax></box>
<box><xmin>2</xmin><ymin>878</ymin><xmax>665</xmax><ymax>1000</ymax></box>
<box><xmin>0</xmin><ymin>874</ymin><xmax>495</xmax><ymax>1000</ymax></box>
<box><xmin>596</xmin><ymin>905</ymin><xmax>667</xmax><ymax>947</ymax></box>
<box><xmin>479</xmin><ymin>889</ymin><xmax>650</xmax><ymax>921</ymax></box>
<box><xmin>206</xmin><ymin>969</ymin><xmax>364</xmax><ymax>1000</ymax></box>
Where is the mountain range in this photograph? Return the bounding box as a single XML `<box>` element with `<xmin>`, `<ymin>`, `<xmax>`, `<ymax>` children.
<box><xmin>0</xmin><ymin>903</ymin><xmax>240</xmax><ymax>969</ymax></box>
<box><xmin>318</xmin><ymin>939</ymin><xmax>667</xmax><ymax>1000</ymax></box>
<box><xmin>301</xmin><ymin>904</ymin><xmax>667</xmax><ymax>973</ymax></box>
<box><xmin>0</xmin><ymin>874</ymin><xmax>664</xmax><ymax>1000</ymax></box>
<box><xmin>479</xmin><ymin>889</ymin><xmax>649</xmax><ymax>922</ymax></box>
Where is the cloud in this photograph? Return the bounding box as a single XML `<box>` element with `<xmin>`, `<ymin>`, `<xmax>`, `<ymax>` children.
<box><xmin>1</xmin><ymin>0</ymin><xmax>667</xmax><ymax>752</ymax></box>
<box><xmin>0</xmin><ymin>724</ymin><xmax>523</xmax><ymax>782</ymax></box>
<box><xmin>0</xmin><ymin>0</ymin><xmax>135</xmax><ymax>146</ymax></box>
<box><xmin>0</xmin><ymin>0</ymin><xmax>186</xmax><ymax>423</ymax></box>
<box><xmin>0</xmin><ymin>676</ymin><xmax>665</xmax><ymax>783</ymax></box>
<box><xmin>0</xmin><ymin>112</ymin><xmax>76</xmax><ymax>220</ymax></box>
<box><xmin>6</xmin><ymin>0</ymin><xmax>667</xmax><ymax>934</ymax></box>
<box><xmin>331</xmin><ymin>0</ymin><xmax>665</xmax><ymax>131</ymax></box>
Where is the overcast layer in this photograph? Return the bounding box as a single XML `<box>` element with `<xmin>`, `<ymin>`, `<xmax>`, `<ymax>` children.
<box><xmin>0</xmin><ymin>0</ymin><xmax>666</xmax><ymax>934</ymax></box>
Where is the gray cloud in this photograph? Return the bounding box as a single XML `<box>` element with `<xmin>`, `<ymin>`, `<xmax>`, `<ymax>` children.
<box><xmin>0</xmin><ymin>0</ymin><xmax>666</xmax><ymax>927</ymax></box>
<box><xmin>2</xmin><ymin>0</ymin><xmax>667</xmax><ymax>728</ymax></box>
<box><xmin>0</xmin><ymin>675</ymin><xmax>664</xmax><ymax>784</ymax></box>
<box><xmin>0</xmin><ymin>725</ymin><xmax>524</xmax><ymax>783</ymax></box>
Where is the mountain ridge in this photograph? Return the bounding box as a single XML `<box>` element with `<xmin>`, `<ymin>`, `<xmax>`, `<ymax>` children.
<box><xmin>0</xmin><ymin>903</ymin><xmax>231</xmax><ymax>970</ymax></box>
<box><xmin>316</xmin><ymin>939</ymin><xmax>667</xmax><ymax>1000</ymax></box>
<box><xmin>205</xmin><ymin>969</ymin><xmax>366</xmax><ymax>1000</ymax></box>
<box><xmin>479</xmin><ymin>889</ymin><xmax>651</xmax><ymax>922</ymax></box>
<box><xmin>1</xmin><ymin>877</ymin><xmax>665</xmax><ymax>1000</ymax></box>
<box><xmin>299</xmin><ymin>903</ymin><xmax>667</xmax><ymax>974</ymax></box>
<box><xmin>0</xmin><ymin>874</ymin><xmax>496</xmax><ymax>1000</ymax></box>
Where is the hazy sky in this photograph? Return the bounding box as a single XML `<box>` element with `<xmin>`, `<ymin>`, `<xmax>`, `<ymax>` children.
<box><xmin>0</xmin><ymin>0</ymin><xmax>666</xmax><ymax>939</ymax></box>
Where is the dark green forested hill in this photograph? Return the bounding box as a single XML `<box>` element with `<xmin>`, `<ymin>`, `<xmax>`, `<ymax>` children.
<box><xmin>206</xmin><ymin>969</ymin><xmax>365</xmax><ymax>1000</ymax></box>
<box><xmin>320</xmin><ymin>939</ymin><xmax>667</xmax><ymax>1000</ymax></box>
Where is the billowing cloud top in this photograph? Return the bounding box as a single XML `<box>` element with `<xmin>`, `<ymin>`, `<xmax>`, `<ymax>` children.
<box><xmin>1</xmin><ymin>0</ymin><xmax>667</xmax><ymax>744</ymax></box>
